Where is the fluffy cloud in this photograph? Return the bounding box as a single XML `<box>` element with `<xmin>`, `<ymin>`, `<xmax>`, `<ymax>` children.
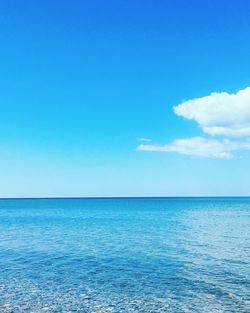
<box><xmin>174</xmin><ymin>87</ymin><xmax>250</xmax><ymax>137</ymax></box>
<box><xmin>137</xmin><ymin>86</ymin><xmax>250</xmax><ymax>158</ymax></box>
<box><xmin>137</xmin><ymin>137</ymin><xmax>250</xmax><ymax>159</ymax></box>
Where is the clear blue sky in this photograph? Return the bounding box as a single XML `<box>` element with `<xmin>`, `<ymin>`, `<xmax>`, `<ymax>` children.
<box><xmin>1</xmin><ymin>0</ymin><xmax>250</xmax><ymax>197</ymax></box>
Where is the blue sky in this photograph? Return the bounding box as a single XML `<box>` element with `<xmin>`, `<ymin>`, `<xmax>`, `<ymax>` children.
<box><xmin>1</xmin><ymin>0</ymin><xmax>250</xmax><ymax>197</ymax></box>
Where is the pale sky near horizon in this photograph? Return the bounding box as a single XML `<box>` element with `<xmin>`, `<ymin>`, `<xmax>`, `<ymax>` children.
<box><xmin>1</xmin><ymin>0</ymin><xmax>250</xmax><ymax>197</ymax></box>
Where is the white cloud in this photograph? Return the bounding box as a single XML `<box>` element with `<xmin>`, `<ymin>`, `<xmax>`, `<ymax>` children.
<box><xmin>174</xmin><ymin>86</ymin><xmax>250</xmax><ymax>137</ymax></box>
<box><xmin>137</xmin><ymin>137</ymin><xmax>152</xmax><ymax>142</ymax></box>
<box><xmin>137</xmin><ymin>86</ymin><xmax>250</xmax><ymax>158</ymax></box>
<box><xmin>137</xmin><ymin>137</ymin><xmax>250</xmax><ymax>159</ymax></box>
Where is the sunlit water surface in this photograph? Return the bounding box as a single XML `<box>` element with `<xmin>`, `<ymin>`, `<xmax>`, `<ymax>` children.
<box><xmin>0</xmin><ymin>198</ymin><xmax>249</xmax><ymax>312</ymax></box>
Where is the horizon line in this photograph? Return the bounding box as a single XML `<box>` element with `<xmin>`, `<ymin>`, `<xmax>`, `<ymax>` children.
<box><xmin>0</xmin><ymin>196</ymin><xmax>250</xmax><ymax>200</ymax></box>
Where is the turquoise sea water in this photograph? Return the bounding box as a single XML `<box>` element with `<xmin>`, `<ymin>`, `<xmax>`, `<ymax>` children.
<box><xmin>0</xmin><ymin>197</ymin><xmax>249</xmax><ymax>312</ymax></box>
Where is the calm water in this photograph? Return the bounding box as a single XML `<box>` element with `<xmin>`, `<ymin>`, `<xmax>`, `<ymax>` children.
<box><xmin>0</xmin><ymin>198</ymin><xmax>249</xmax><ymax>313</ymax></box>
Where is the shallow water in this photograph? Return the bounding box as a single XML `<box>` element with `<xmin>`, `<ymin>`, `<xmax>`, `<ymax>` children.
<box><xmin>0</xmin><ymin>197</ymin><xmax>249</xmax><ymax>312</ymax></box>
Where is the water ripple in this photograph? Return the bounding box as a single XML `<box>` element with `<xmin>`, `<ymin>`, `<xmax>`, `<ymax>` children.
<box><xmin>0</xmin><ymin>197</ymin><xmax>249</xmax><ymax>312</ymax></box>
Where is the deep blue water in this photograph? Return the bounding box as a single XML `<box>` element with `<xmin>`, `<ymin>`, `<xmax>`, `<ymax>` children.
<box><xmin>0</xmin><ymin>197</ymin><xmax>249</xmax><ymax>312</ymax></box>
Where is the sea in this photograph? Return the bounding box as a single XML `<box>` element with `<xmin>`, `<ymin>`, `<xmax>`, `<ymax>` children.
<box><xmin>0</xmin><ymin>197</ymin><xmax>249</xmax><ymax>312</ymax></box>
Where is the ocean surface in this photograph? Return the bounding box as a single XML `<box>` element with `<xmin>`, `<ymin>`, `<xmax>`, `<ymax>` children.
<box><xmin>0</xmin><ymin>197</ymin><xmax>249</xmax><ymax>313</ymax></box>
